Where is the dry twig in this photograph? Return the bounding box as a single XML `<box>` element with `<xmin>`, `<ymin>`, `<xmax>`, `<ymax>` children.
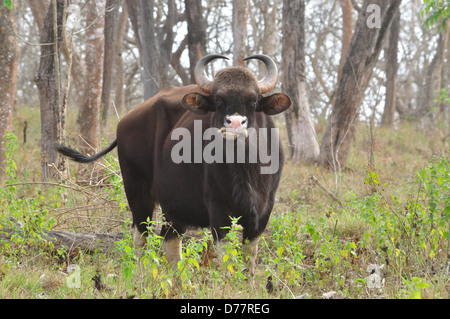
<box><xmin>310</xmin><ymin>175</ymin><xmax>343</xmax><ymax>208</ymax></box>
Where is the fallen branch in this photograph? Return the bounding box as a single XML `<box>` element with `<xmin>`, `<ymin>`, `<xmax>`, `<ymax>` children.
<box><xmin>310</xmin><ymin>175</ymin><xmax>343</xmax><ymax>208</ymax></box>
<box><xmin>44</xmin><ymin>229</ymin><xmax>124</xmax><ymax>251</ymax></box>
<box><xmin>1</xmin><ymin>227</ymin><xmax>124</xmax><ymax>253</ymax></box>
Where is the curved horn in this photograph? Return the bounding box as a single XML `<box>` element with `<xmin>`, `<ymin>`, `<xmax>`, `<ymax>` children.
<box><xmin>243</xmin><ymin>54</ymin><xmax>278</xmax><ymax>94</ymax></box>
<box><xmin>194</xmin><ymin>54</ymin><xmax>229</xmax><ymax>94</ymax></box>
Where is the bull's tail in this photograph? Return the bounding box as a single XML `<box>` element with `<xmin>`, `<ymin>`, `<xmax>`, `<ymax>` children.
<box><xmin>55</xmin><ymin>140</ymin><xmax>117</xmax><ymax>163</ymax></box>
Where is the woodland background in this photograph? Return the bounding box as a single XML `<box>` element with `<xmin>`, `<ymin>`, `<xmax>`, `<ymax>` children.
<box><xmin>0</xmin><ymin>0</ymin><xmax>448</xmax><ymax>180</ymax></box>
<box><xmin>0</xmin><ymin>0</ymin><xmax>449</xmax><ymax>299</ymax></box>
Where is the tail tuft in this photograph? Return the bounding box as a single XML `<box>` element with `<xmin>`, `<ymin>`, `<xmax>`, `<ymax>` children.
<box><xmin>55</xmin><ymin>140</ymin><xmax>117</xmax><ymax>163</ymax></box>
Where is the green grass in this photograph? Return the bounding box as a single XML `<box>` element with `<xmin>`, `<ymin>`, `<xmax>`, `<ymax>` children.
<box><xmin>1</xmin><ymin>106</ymin><xmax>449</xmax><ymax>299</ymax></box>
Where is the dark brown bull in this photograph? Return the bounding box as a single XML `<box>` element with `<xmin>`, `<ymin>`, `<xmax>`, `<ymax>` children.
<box><xmin>56</xmin><ymin>54</ymin><xmax>291</xmax><ymax>273</ymax></box>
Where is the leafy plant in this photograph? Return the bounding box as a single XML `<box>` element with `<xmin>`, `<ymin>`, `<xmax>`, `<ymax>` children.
<box><xmin>421</xmin><ymin>0</ymin><xmax>450</xmax><ymax>31</ymax></box>
<box><xmin>220</xmin><ymin>217</ymin><xmax>247</xmax><ymax>281</ymax></box>
<box><xmin>402</xmin><ymin>277</ymin><xmax>431</xmax><ymax>299</ymax></box>
<box><xmin>2</xmin><ymin>0</ymin><xmax>12</xmax><ymax>10</ymax></box>
<box><xmin>2</xmin><ymin>131</ymin><xmax>19</xmax><ymax>184</ymax></box>
<box><xmin>1</xmin><ymin>132</ymin><xmax>58</xmax><ymax>262</ymax></box>
<box><xmin>355</xmin><ymin>158</ymin><xmax>449</xmax><ymax>273</ymax></box>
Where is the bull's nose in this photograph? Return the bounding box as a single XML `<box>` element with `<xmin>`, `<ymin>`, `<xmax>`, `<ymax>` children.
<box><xmin>224</xmin><ymin>114</ymin><xmax>248</xmax><ymax>130</ymax></box>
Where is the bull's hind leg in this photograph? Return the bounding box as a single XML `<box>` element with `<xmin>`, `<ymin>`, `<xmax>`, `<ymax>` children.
<box><xmin>132</xmin><ymin>225</ymin><xmax>147</xmax><ymax>254</ymax></box>
<box><xmin>120</xmin><ymin>171</ymin><xmax>155</xmax><ymax>258</ymax></box>
<box><xmin>130</xmin><ymin>196</ymin><xmax>155</xmax><ymax>258</ymax></box>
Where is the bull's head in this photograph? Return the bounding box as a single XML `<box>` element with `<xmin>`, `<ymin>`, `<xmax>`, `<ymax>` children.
<box><xmin>182</xmin><ymin>54</ymin><xmax>291</xmax><ymax>139</ymax></box>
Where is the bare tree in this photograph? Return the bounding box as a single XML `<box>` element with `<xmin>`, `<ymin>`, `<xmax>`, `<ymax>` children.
<box><xmin>435</xmin><ymin>21</ymin><xmax>450</xmax><ymax>144</ymax></box>
<box><xmin>281</xmin><ymin>0</ymin><xmax>320</xmax><ymax>163</ymax></box>
<box><xmin>140</xmin><ymin>0</ymin><xmax>160</xmax><ymax>100</ymax></box>
<box><xmin>319</xmin><ymin>0</ymin><xmax>402</xmax><ymax>169</ymax></box>
<box><xmin>381</xmin><ymin>9</ymin><xmax>400</xmax><ymax>128</ymax></box>
<box><xmin>248</xmin><ymin>0</ymin><xmax>280</xmax><ymax>77</ymax></box>
<box><xmin>185</xmin><ymin>0</ymin><xmax>206</xmax><ymax>83</ymax></box>
<box><xmin>35</xmin><ymin>0</ymin><xmax>67</xmax><ymax>181</ymax></box>
<box><xmin>337</xmin><ymin>0</ymin><xmax>354</xmax><ymax>84</ymax></box>
<box><xmin>125</xmin><ymin>0</ymin><xmax>141</xmax><ymax>51</ymax></box>
<box><xmin>101</xmin><ymin>0</ymin><xmax>121</xmax><ymax>125</ymax></box>
<box><xmin>232</xmin><ymin>0</ymin><xmax>248</xmax><ymax>66</ymax></box>
<box><xmin>113</xmin><ymin>4</ymin><xmax>128</xmax><ymax>113</ymax></box>
<box><xmin>158</xmin><ymin>0</ymin><xmax>176</xmax><ymax>89</ymax></box>
<box><xmin>171</xmin><ymin>36</ymin><xmax>190</xmax><ymax>86</ymax></box>
<box><xmin>30</xmin><ymin>0</ymin><xmax>87</xmax><ymax>106</ymax></box>
<box><xmin>416</xmin><ymin>26</ymin><xmax>448</xmax><ymax>125</ymax></box>
<box><xmin>79</xmin><ymin>0</ymin><xmax>106</xmax><ymax>156</ymax></box>
<box><xmin>0</xmin><ymin>4</ymin><xmax>20</xmax><ymax>181</ymax></box>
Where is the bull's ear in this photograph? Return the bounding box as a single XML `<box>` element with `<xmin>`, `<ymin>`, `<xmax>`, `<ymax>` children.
<box><xmin>257</xmin><ymin>93</ymin><xmax>292</xmax><ymax>115</ymax></box>
<box><xmin>182</xmin><ymin>92</ymin><xmax>214</xmax><ymax>114</ymax></box>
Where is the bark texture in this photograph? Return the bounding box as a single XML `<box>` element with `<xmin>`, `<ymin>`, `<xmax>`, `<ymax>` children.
<box><xmin>319</xmin><ymin>0</ymin><xmax>402</xmax><ymax>169</ymax></box>
<box><xmin>101</xmin><ymin>0</ymin><xmax>120</xmax><ymax>124</ymax></box>
<box><xmin>35</xmin><ymin>0</ymin><xmax>67</xmax><ymax>181</ymax></box>
<box><xmin>185</xmin><ymin>0</ymin><xmax>207</xmax><ymax>84</ymax></box>
<box><xmin>282</xmin><ymin>0</ymin><xmax>320</xmax><ymax>163</ymax></box>
<box><xmin>79</xmin><ymin>0</ymin><xmax>106</xmax><ymax>155</ymax></box>
<box><xmin>232</xmin><ymin>0</ymin><xmax>248</xmax><ymax>66</ymax></box>
<box><xmin>140</xmin><ymin>0</ymin><xmax>160</xmax><ymax>100</ymax></box>
<box><xmin>0</xmin><ymin>5</ymin><xmax>20</xmax><ymax>181</ymax></box>
<box><xmin>381</xmin><ymin>9</ymin><xmax>400</xmax><ymax>127</ymax></box>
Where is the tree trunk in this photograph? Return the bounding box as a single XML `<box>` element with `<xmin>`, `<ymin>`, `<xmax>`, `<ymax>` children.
<box><xmin>35</xmin><ymin>0</ymin><xmax>67</xmax><ymax>181</ymax></box>
<box><xmin>337</xmin><ymin>0</ymin><xmax>354</xmax><ymax>84</ymax></box>
<box><xmin>281</xmin><ymin>0</ymin><xmax>320</xmax><ymax>163</ymax></box>
<box><xmin>124</xmin><ymin>0</ymin><xmax>141</xmax><ymax>52</ymax></box>
<box><xmin>232</xmin><ymin>0</ymin><xmax>248</xmax><ymax>66</ymax></box>
<box><xmin>30</xmin><ymin>0</ymin><xmax>87</xmax><ymax>107</ymax></box>
<box><xmin>28</xmin><ymin>0</ymin><xmax>50</xmax><ymax>32</ymax></box>
<box><xmin>171</xmin><ymin>36</ymin><xmax>190</xmax><ymax>86</ymax></box>
<box><xmin>185</xmin><ymin>0</ymin><xmax>207</xmax><ymax>84</ymax></box>
<box><xmin>101</xmin><ymin>0</ymin><xmax>120</xmax><ymax>125</ymax></box>
<box><xmin>381</xmin><ymin>9</ymin><xmax>400</xmax><ymax>128</ymax></box>
<box><xmin>248</xmin><ymin>0</ymin><xmax>279</xmax><ymax>76</ymax></box>
<box><xmin>435</xmin><ymin>20</ymin><xmax>450</xmax><ymax>146</ymax></box>
<box><xmin>79</xmin><ymin>0</ymin><xmax>105</xmax><ymax>156</ymax></box>
<box><xmin>417</xmin><ymin>26</ymin><xmax>448</xmax><ymax>126</ymax></box>
<box><xmin>159</xmin><ymin>0</ymin><xmax>176</xmax><ymax>89</ymax></box>
<box><xmin>261</xmin><ymin>0</ymin><xmax>278</xmax><ymax>56</ymax></box>
<box><xmin>140</xmin><ymin>0</ymin><xmax>160</xmax><ymax>100</ymax></box>
<box><xmin>113</xmin><ymin>3</ymin><xmax>128</xmax><ymax>114</ymax></box>
<box><xmin>0</xmin><ymin>5</ymin><xmax>20</xmax><ymax>182</ymax></box>
<box><xmin>319</xmin><ymin>0</ymin><xmax>402</xmax><ymax>169</ymax></box>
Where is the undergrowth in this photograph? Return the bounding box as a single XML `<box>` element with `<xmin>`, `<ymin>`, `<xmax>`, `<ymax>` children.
<box><xmin>0</xmin><ymin>111</ymin><xmax>449</xmax><ymax>299</ymax></box>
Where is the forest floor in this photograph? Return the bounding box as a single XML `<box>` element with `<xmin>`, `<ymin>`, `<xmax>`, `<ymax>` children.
<box><xmin>0</xmin><ymin>106</ymin><xmax>449</xmax><ymax>299</ymax></box>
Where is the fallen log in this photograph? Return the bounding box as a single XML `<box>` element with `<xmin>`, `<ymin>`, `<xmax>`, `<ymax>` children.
<box><xmin>0</xmin><ymin>227</ymin><xmax>124</xmax><ymax>253</ymax></box>
<box><xmin>44</xmin><ymin>229</ymin><xmax>124</xmax><ymax>251</ymax></box>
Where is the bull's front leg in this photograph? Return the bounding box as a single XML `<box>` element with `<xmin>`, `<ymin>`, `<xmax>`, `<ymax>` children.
<box><xmin>205</xmin><ymin>198</ymin><xmax>233</xmax><ymax>265</ymax></box>
<box><xmin>162</xmin><ymin>237</ymin><xmax>182</xmax><ymax>265</ymax></box>
<box><xmin>132</xmin><ymin>225</ymin><xmax>147</xmax><ymax>258</ymax></box>
<box><xmin>242</xmin><ymin>236</ymin><xmax>260</xmax><ymax>276</ymax></box>
<box><xmin>160</xmin><ymin>223</ymin><xmax>184</xmax><ymax>266</ymax></box>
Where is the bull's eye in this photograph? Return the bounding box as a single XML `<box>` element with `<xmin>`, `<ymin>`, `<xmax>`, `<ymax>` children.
<box><xmin>253</xmin><ymin>101</ymin><xmax>259</xmax><ymax>109</ymax></box>
<box><xmin>215</xmin><ymin>96</ymin><xmax>225</xmax><ymax>106</ymax></box>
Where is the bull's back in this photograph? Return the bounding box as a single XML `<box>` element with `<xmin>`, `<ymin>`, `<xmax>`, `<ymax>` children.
<box><xmin>116</xmin><ymin>86</ymin><xmax>196</xmax><ymax>174</ymax></box>
<box><xmin>116</xmin><ymin>86</ymin><xmax>210</xmax><ymax>225</ymax></box>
